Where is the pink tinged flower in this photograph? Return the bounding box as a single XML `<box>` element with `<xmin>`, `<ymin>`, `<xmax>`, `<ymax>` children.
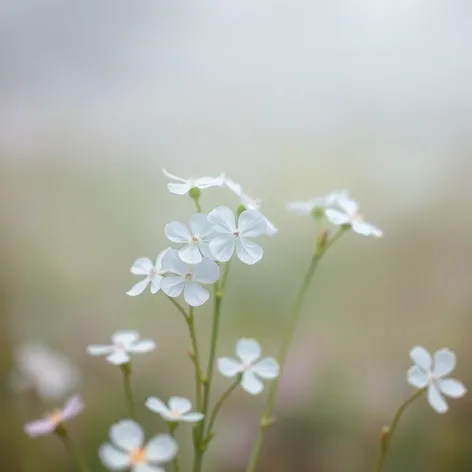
<box><xmin>207</xmin><ymin>206</ymin><xmax>267</xmax><ymax>265</ymax></box>
<box><xmin>286</xmin><ymin>190</ymin><xmax>349</xmax><ymax>216</ymax></box>
<box><xmin>24</xmin><ymin>395</ymin><xmax>84</xmax><ymax>438</ymax></box>
<box><xmin>160</xmin><ymin>249</ymin><xmax>220</xmax><ymax>307</ymax></box>
<box><xmin>165</xmin><ymin>214</ymin><xmax>214</xmax><ymax>264</ymax></box>
<box><xmin>99</xmin><ymin>420</ymin><xmax>178</xmax><ymax>472</ymax></box>
<box><xmin>407</xmin><ymin>346</ymin><xmax>467</xmax><ymax>414</ymax></box>
<box><xmin>162</xmin><ymin>168</ymin><xmax>225</xmax><ymax>195</ymax></box>
<box><xmin>218</xmin><ymin>338</ymin><xmax>279</xmax><ymax>395</ymax></box>
<box><xmin>145</xmin><ymin>396</ymin><xmax>204</xmax><ymax>423</ymax></box>
<box><xmin>87</xmin><ymin>330</ymin><xmax>156</xmax><ymax>366</ymax></box>
<box><xmin>126</xmin><ymin>249</ymin><xmax>169</xmax><ymax>297</ymax></box>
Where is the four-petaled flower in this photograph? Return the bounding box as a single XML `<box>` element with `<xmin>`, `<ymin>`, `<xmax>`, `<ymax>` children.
<box><xmin>126</xmin><ymin>250</ymin><xmax>169</xmax><ymax>296</ymax></box>
<box><xmin>286</xmin><ymin>190</ymin><xmax>348</xmax><ymax>216</ymax></box>
<box><xmin>325</xmin><ymin>198</ymin><xmax>383</xmax><ymax>237</ymax></box>
<box><xmin>218</xmin><ymin>338</ymin><xmax>279</xmax><ymax>395</ymax></box>
<box><xmin>100</xmin><ymin>420</ymin><xmax>178</xmax><ymax>472</ymax></box>
<box><xmin>208</xmin><ymin>206</ymin><xmax>267</xmax><ymax>265</ymax></box>
<box><xmin>160</xmin><ymin>249</ymin><xmax>220</xmax><ymax>306</ymax></box>
<box><xmin>162</xmin><ymin>169</ymin><xmax>225</xmax><ymax>195</ymax></box>
<box><xmin>87</xmin><ymin>331</ymin><xmax>156</xmax><ymax>365</ymax></box>
<box><xmin>408</xmin><ymin>346</ymin><xmax>467</xmax><ymax>414</ymax></box>
<box><xmin>145</xmin><ymin>396</ymin><xmax>204</xmax><ymax>423</ymax></box>
<box><xmin>24</xmin><ymin>395</ymin><xmax>84</xmax><ymax>437</ymax></box>
<box><xmin>165</xmin><ymin>214</ymin><xmax>214</xmax><ymax>264</ymax></box>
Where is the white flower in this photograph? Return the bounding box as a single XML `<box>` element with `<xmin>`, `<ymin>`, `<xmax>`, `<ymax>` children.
<box><xmin>160</xmin><ymin>249</ymin><xmax>220</xmax><ymax>306</ymax></box>
<box><xmin>100</xmin><ymin>420</ymin><xmax>178</xmax><ymax>472</ymax></box>
<box><xmin>325</xmin><ymin>197</ymin><xmax>383</xmax><ymax>237</ymax></box>
<box><xmin>145</xmin><ymin>396</ymin><xmax>204</xmax><ymax>423</ymax></box>
<box><xmin>286</xmin><ymin>190</ymin><xmax>348</xmax><ymax>216</ymax></box>
<box><xmin>225</xmin><ymin>177</ymin><xmax>278</xmax><ymax>236</ymax></box>
<box><xmin>165</xmin><ymin>214</ymin><xmax>214</xmax><ymax>264</ymax></box>
<box><xmin>218</xmin><ymin>338</ymin><xmax>279</xmax><ymax>395</ymax></box>
<box><xmin>407</xmin><ymin>346</ymin><xmax>467</xmax><ymax>414</ymax></box>
<box><xmin>162</xmin><ymin>168</ymin><xmax>225</xmax><ymax>195</ymax></box>
<box><xmin>207</xmin><ymin>206</ymin><xmax>267</xmax><ymax>265</ymax></box>
<box><xmin>87</xmin><ymin>331</ymin><xmax>156</xmax><ymax>365</ymax></box>
<box><xmin>126</xmin><ymin>250</ymin><xmax>168</xmax><ymax>296</ymax></box>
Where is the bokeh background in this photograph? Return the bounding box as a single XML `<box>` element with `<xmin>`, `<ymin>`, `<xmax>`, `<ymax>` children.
<box><xmin>2</xmin><ymin>1</ymin><xmax>472</xmax><ymax>471</ymax></box>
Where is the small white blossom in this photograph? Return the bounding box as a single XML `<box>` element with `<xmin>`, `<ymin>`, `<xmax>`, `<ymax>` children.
<box><xmin>218</xmin><ymin>338</ymin><xmax>279</xmax><ymax>395</ymax></box>
<box><xmin>207</xmin><ymin>206</ymin><xmax>267</xmax><ymax>265</ymax></box>
<box><xmin>165</xmin><ymin>214</ymin><xmax>214</xmax><ymax>264</ymax></box>
<box><xmin>162</xmin><ymin>168</ymin><xmax>224</xmax><ymax>195</ymax></box>
<box><xmin>145</xmin><ymin>396</ymin><xmax>204</xmax><ymax>423</ymax></box>
<box><xmin>87</xmin><ymin>331</ymin><xmax>156</xmax><ymax>365</ymax></box>
<box><xmin>160</xmin><ymin>249</ymin><xmax>220</xmax><ymax>306</ymax></box>
<box><xmin>126</xmin><ymin>250</ymin><xmax>168</xmax><ymax>296</ymax></box>
<box><xmin>408</xmin><ymin>346</ymin><xmax>467</xmax><ymax>414</ymax></box>
<box><xmin>325</xmin><ymin>197</ymin><xmax>383</xmax><ymax>237</ymax></box>
<box><xmin>100</xmin><ymin>420</ymin><xmax>178</xmax><ymax>472</ymax></box>
<box><xmin>286</xmin><ymin>190</ymin><xmax>348</xmax><ymax>216</ymax></box>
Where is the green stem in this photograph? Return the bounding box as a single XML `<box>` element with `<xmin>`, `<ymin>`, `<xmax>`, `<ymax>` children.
<box><xmin>121</xmin><ymin>364</ymin><xmax>136</xmax><ymax>420</ymax></box>
<box><xmin>373</xmin><ymin>388</ymin><xmax>426</xmax><ymax>472</ymax></box>
<box><xmin>188</xmin><ymin>306</ymin><xmax>203</xmax><ymax>409</ymax></box>
<box><xmin>168</xmin><ymin>423</ymin><xmax>181</xmax><ymax>472</ymax></box>
<box><xmin>57</xmin><ymin>429</ymin><xmax>91</xmax><ymax>472</ymax></box>
<box><xmin>167</xmin><ymin>296</ymin><xmax>189</xmax><ymax>320</ymax></box>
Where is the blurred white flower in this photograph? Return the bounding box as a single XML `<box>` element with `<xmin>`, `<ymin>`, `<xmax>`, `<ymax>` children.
<box><xmin>87</xmin><ymin>330</ymin><xmax>156</xmax><ymax>365</ymax></box>
<box><xmin>162</xmin><ymin>168</ymin><xmax>224</xmax><ymax>195</ymax></box>
<box><xmin>24</xmin><ymin>395</ymin><xmax>84</xmax><ymax>437</ymax></box>
<box><xmin>165</xmin><ymin>214</ymin><xmax>214</xmax><ymax>264</ymax></box>
<box><xmin>408</xmin><ymin>346</ymin><xmax>467</xmax><ymax>414</ymax></box>
<box><xmin>218</xmin><ymin>338</ymin><xmax>279</xmax><ymax>395</ymax></box>
<box><xmin>100</xmin><ymin>420</ymin><xmax>178</xmax><ymax>472</ymax></box>
<box><xmin>160</xmin><ymin>249</ymin><xmax>220</xmax><ymax>306</ymax></box>
<box><xmin>224</xmin><ymin>177</ymin><xmax>278</xmax><ymax>236</ymax></box>
<box><xmin>145</xmin><ymin>396</ymin><xmax>204</xmax><ymax>423</ymax></box>
<box><xmin>325</xmin><ymin>197</ymin><xmax>383</xmax><ymax>237</ymax></box>
<box><xmin>208</xmin><ymin>206</ymin><xmax>267</xmax><ymax>265</ymax></box>
<box><xmin>286</xmin><ymin>190</ymin><xmax>348</xmax><ymax>216</ymax></box>
<box><xmin>126</xmin><ymin>250</ymin><xmax>169</xmax><ymax>296</ymax></box>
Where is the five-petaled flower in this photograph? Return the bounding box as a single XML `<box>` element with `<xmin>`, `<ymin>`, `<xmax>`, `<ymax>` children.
<box><xmin>24</xmin><ymin>395</ymin><xmax>84</xmax><ymax>437</ymax></box>
<box><xmin>408</xmin><ymin>346</ymin><xmax>467</xmax><ymax>414</ymax></box>
<box><xmin>160</xmin><ymin>249</ymin><xmax>220</xmax><ymax>306</ymax></box>
<box><xmin>145</xmin><ymin>396</ymin><xmax>204</xmax><ymax>423</ymax></box>
<box><xmin>126</xmin><ymin>250</ymin><xmax>169</xmax><ymax>296</ymax></box>
<box><xmin>87</xmin><ymin>331</ymin><xmax>156</xmax><ymax>365</ymax></box>
<box><xmin>100</xmin><ymin>420</ymin><xmax>178</xmax><ymax>472</ymax></box>
<box><xmin>162</xmin><ymin>168</ymin><xmax>225</xmax><ymax>196</ymax></box>
<box><xmin>218</xmin><ymin>338</ymin><xmax>279</xmax><ymax>395</ymax></box>
<box><xmin>286</xmin><ymin>190</ymin><xmax>348</xmax><ymax>217</ymax></box>
<box><xmin>207</xmin><ymin>206</ymin><xmax>267</xmax><ymax>265</ymax></box>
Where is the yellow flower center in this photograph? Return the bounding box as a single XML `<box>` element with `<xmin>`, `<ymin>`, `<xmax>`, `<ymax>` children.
<box><xmin>129</xmin><ymin>448</ymin><xmax>146</xmax><ymax>465</ymax></box>
<box><xmin>47</xmin><ymin>409</ymin><xmax>63</xmax><ymax>425</ymax></box>
<box><xmin>168</xmin><ymin>408</ymin><xmax>180</xmax><ymax>418</ymax></box>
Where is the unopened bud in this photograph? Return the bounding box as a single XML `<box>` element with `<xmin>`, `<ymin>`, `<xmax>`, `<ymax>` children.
<box><xmin>381</xmin><ymin>426</ymin><xmax>390</xmax><ymax>442</ymax></box>
<box><xmin>189</xmin><ymin>187</ymin><xmax>201</xmax><ymax>201</ymax></box>
<box><xmin>236</xmin><ymin>204</ymin><xmax>246</xmax><ymax>217</ymax></box>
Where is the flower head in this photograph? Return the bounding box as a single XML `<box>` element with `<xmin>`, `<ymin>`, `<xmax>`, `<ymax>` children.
<box><xmin>145</xmin><ymin>396</ymin><xmax>204</xmax><ymax>423</ymax></box>
<box><xmin>100</xmin><ymin>420</ymin><xmax>178</xmax><ymax>471</ymax></box>
<box><xmin>127</xmin><ymin>250</ymin><xmax>169</xmax><ymax>297</ymax></box>
<box><xmin>218</xmin><ymin>338</ymin><xmax>279</xmax><ymax>395</ymax></box>
<box><xmin>407</xmin><ymin>346</ymin><xmax>467</xmax><ymax>413</ymax></box>
<box><xmin>162</xmin><ymin>168</ymin><xmax>224</xmax><ymax>195</ymax></box>
<box><xmin>24</xmin><ymin>395</ymin><xmax>84</xmax><ymax>437</ymax></box>
<box><xmin>325</xmin><ymin>197</ymin><xmax>382</xmax><ymax>237</ymax></box>
<box><xmin>207</xmin><ymin>206</ymin><xmax>267</xmax><ymax>265</ymax></box>
<box><xmin>160</xmin><ymin>249</ymin><xmax>220</xmax><ymax>306</ymax></box>
<box><xmin>165</xmin><ymin>214</ymin><xmax>214</xmax><ymax>264</ymax></box>
<box><xmin>286</xmin><ymin>190</ymin><xmax>348</xmax><ymax>217</ymax></box>
<box><xmin>87</xmin><ymin>330</ymin><xmax>156</xmax><ymax>365</ymax></box>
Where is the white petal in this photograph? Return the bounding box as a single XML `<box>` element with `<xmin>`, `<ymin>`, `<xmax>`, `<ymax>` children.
<box><xmin>224</xmin><ymin>177</ymin><xmax>243</xmax><ymax>195</ymax></box>
<box><xmin>127</xmin><ymin>340</ymin><xmax>156</xmax><ymax>354</ymax></box>
<box><xmin>179</xmin><ymin>244</ymin><xmax>202</xmax><ymax>265</ymax></box>
<box><xmin>352</xmin><ymin>220</ymin><xmax>383</xmax><ymax>238</ymax></box>
<box><xmin>110</xmin><ymin>420</ymin><xmax>144</xmax><ymax>452</ymax></box>
<box><xmin>286</xmin><ymin>200</ymin><xmax>314</xmax><ymax>216</ymax></box>
<box><xmin>144</xmin><ymin>434</ymin><xmax>178</xmax><ymax>463</ymax></box>
<box><xmin>134</xmin><ymin>464</ymin><xmax>163</xmax><ymax>472</ymax></box>
<box><xmin>150</xmin><ymin>276</ymin><xmax>162</xmax><ymax>294</ymax></box>
<box><xmin>236</xmin><ymin>338</ymin><xmax>261</xmax><ymax>364</ymax></box>
<box><xmin>99</xmin><ymin>444</ymin><xmax>131</xmax><ymax>470</ymax></box>
<box><xmin>207</xmin><ymin>206</ymin><xmax>236</xmax><ymax>233</ymax></box>
<box><xmin>327</xmin><ymin>190</ymin><xmax>349</xmax><ymax>205</ymax></box>
<box><xmin>61</xmin><ymin>395</ymin><xmax>85</xmax><ymax>420</ymax></box>
<box><xmin>427</xmin><ymin>383</ymin><xmax>448</xmax><ymax>413</ymax></box>
<box><xmin>236</xmin><ymin>238</ymin><xmax>263</xmax><ymax>265</ymax></box>
<box><xmin>160</xmin><ymin>277</ymin><xmax>186</xmax><ymax>298</ymax></box>
<box><xmin>130</xmin><ymin>258</ymin><xmax>153</xmax><ymax>275</ymax></box>
<box><xmin>183</xmin><ymin>282</ymin><xmax>209</xmax><ymax>307</ymax></box>
<box><xmin>433</xmin><ymin>349</ymin><xmax>456</xmax><ymax>378</ymax></box>
<box><xmin>168</xmin><ymin>397</ymin><xmax>192</xmax><ymax>415</ymax></box>
<box><xmin>192</xmin><ymin>257</ymin><xmax>220</xmax><ymax>283</ymax></box>
<box><xmin>252</xmin><ymin>357</ymin><xmax>279</xmax><ymax>379</ymax></box>
<box><xmin>339</xmin><ymin>198</ymin><xmax>359</xmax><ymax>216</ymax></box>
<box><xmin>162</xmin><ymin>168</ymin><xmax>187</xmax><ymax>183</ymax></box>
<box><xmin>238</xmin><ymin>210</ymin><xmax>267</xmax><ymax>237</ymax></box>
<box><xmin>167</xmin><ymin>183</ymin><xmax>191</xmax><ymax>195</ymax></box>
<box><xmin>165</xmin><ymin>222</ymin><xmax>191</xmax><ymax>244</ymax></box>
<box><xmin>241</xmin><ymin>371</ymin><xmax>264</xmax><ymax>395</ymax></box>
<box><xmin>438</xmin><ymin>379</ymin><xmax>467</xmax><ymax>398</ymax></box>
<box><xmin>180</xmin><ymin>412</ymin><xmax>204</xmax><ymax>423</ymax></box>
<box><xmin>410</xmin><ymin>346</ymin><xmax>432</xmax><ymax>372</ymax></box>
<box><xmin>87</xmin><ymin>345</ymin><xmax>113</xmax><ymax>356</ymax></box>
<box><xmin>325</xmin><ymin>209</ymin><xmax>350</xmax><ymax>226</ymax></box>
<box><xmin>112</xmin><ymin>331</ymin><xmax>140</xmax><ymax>347</ymax></box>
<box><xmin>209</xmin><ymin>236</ymin><xmax>235</xmax><ymax>262</ymax></box>
<box><xmin>161</xmin><ymin>249</ymin><xmax>187</xmax><ymax>275</ymax></box>
<box><xmin>146</xmin><ymin>397</ymin><xmax>169</xmax><ymax>415</ymax></box>
<box><xmin>218</xmin><ymin>357</ymin><xmax>243</xmax><ymax>377</ymax></box>
<box><xmin>126</xmin><ymin>278</ymin><xmax>151</xmax><ymax>296</ymax></box>
<box><xmin>189</xmin><ymin>213</ymin><xmax>214</xmax><ymax>238</ymax></box>
<box><xmin>195</xmin><ymin>174</ymin><xmax>225</xmax><ymax>189</ymax></box>
<box><xmin>407</xmin><ymin>366</ymin><xmax>429</xmax><ymax>389</ymax></box>
<box><xmin>198</xmin><ymin>243</ymin><xmax>215</xmax><ymax>260</ymax></box>
<box><xmin>263</xmin><ymin>217</ymin><xmax>278</xmax><ymax>236</ymax></box>
<box><xmin>106</xmin><ymin>351</ymin><xmax>130</xmax><ymax>366</ymax></box>
<box><xmin>155</xmin><ymin>248</ymin><xmax>170</xmax><ymax>271</ymax></box>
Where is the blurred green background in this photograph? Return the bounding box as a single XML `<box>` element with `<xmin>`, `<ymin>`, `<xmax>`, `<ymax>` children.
<box><xmin>2</xmin><ymin>1</ymin><xmax>472</xmax><ymax>471</ymax></box>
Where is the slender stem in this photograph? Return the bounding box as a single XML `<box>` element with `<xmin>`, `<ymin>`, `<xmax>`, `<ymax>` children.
<box><xmin>121</xmin><ymin>364</ymin><xmax>136</xmax><ymax>420</ymax></box>
<box><xmin>57</xmin><ymin>429</ymin><xmax>91</xmax><ymax>472</ymax></box>
<box><xmin>373</xmin><ymin>388</ymin><xmax>426</xmax><ymax>472</ymax></box>
<box><xmin>168</xmin><ymin>423</ymin><xmax>181</xmax><ymax>472</ymax></box>
<box><xmin>167</xmin><ymin>296</ymin><xmax>189</xmax><ymax>320</ymax></box>
<box><xmin>188</xmin><ymin>306</ymin><xmax>203</xmax><ymax>409</ymax></box>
